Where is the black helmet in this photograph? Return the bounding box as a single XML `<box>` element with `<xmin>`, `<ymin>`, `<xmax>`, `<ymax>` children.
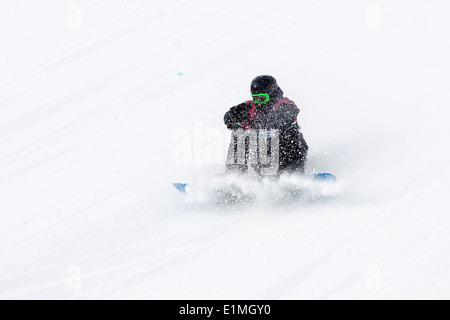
<box><xmin>250</xmin><ymin>75</ymin><xmax>279</xmax><ymax>97</ymax></box>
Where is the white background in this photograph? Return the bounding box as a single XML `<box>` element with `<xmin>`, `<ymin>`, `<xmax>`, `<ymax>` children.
<box><xmin>0</xmin><ymin>0</ymin><xmax>449</xmax><ymax>299</ymax></box>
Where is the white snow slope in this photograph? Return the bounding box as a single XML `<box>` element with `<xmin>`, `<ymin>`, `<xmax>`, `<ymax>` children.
<box><xmin>1</xmin><ymin>0</ymin><xmax>450</xmax><ymax>300</ymax></box>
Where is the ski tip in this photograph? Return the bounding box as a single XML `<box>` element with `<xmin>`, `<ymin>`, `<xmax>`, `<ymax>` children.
<box><xmin>173</xmin><ymin>183</ymin><xmax>188</xmax><ymax>193</ymax></box>
<box><xmin>313</xmin><ymin>173</ymin><xmax>337</xmax><ymax>182</ymax></box>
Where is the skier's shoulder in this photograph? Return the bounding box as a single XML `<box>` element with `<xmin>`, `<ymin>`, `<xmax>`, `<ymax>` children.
<box><xmin>281</xmin><ymin>97</ymin><xmax>295</xmax><ymax>105</ymax></box>
<box><xmin>276</xmin><ymin>97</ymin><xmax>299</xmax><ymax>111</ymax></box>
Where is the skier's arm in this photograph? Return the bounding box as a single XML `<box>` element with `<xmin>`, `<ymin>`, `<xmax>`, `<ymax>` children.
<box><xmin>224</xmin><ymin>103</ymin><xmax>252</xmax><ymax>130</ymax></box>
<box><xmin>264</xmin><ymin>103</ymin><xmax>300</xmax><ymax>129</ymax></box>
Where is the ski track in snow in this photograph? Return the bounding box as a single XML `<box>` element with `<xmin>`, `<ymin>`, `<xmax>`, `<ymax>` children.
<box><xmin>1</xmin><ymin>0</ymin><xmax>450</xmax><ymax>299</ymax></box>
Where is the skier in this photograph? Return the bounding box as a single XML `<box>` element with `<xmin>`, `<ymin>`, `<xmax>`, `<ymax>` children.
<box><xmin>224</xmin><ymin>75</ymin><xmax>308</xmax><ymax>175</ymax></box>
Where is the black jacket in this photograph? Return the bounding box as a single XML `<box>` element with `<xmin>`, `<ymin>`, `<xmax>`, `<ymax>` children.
<box><xmin>224</xmin><ymin>88</ymin><xmax>308</xmax><ymax>173</ymax></box>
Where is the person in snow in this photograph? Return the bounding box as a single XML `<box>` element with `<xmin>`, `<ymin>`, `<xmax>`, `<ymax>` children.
<box><xmin>224</xmin><ymin>75</ymin><xmax>308</xmax><ymax>175</ymax></box>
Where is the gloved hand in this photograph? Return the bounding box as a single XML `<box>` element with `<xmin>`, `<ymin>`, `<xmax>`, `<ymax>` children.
<box><xmin>224</xmin><ymin>103</ymin><xmax>252</xmax><ymax>130</ymax></box>
<box><xmin>231</xmin><ymin>103</ymin><xmax>252</xmax><ymax>118</ymax></box>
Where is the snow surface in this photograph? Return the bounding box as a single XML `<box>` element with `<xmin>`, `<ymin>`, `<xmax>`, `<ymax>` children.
<box><xmin>1</xmin><ymin>0</ymin><xmax>450</xmax><ymax>299</ymax></box>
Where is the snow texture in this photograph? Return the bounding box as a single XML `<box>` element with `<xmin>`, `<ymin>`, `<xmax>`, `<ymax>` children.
<box><xmin>1</xmin><ymin>0</ymin><xmax>450</xmax><ymax>299</ymax></box>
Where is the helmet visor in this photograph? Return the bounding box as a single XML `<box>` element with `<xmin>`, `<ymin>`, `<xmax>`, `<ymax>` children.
<box><xmin>251</xmin><ymin>93</ymin><xmax>270</xmax><ymax>105</ymax></box>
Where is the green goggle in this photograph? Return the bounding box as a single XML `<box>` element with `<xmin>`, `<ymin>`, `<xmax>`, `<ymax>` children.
<box><xmin>251</xmin><ymin>93</ymin><xmax>270</xmax><ymax>105</ymax></box>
